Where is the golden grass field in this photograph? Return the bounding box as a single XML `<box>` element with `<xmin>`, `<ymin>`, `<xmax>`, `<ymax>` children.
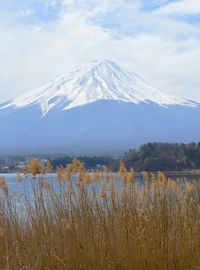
<box><xmin>0</xmin><ymin>158</ymin><xmax>200</xmax><ymax>269</ymax></box>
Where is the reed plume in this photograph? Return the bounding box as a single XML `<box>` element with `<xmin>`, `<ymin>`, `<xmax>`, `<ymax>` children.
<box><xmin>0</xmin><ymin>158</ymin><xmax>199</xmax><ymax>269</ymax></box>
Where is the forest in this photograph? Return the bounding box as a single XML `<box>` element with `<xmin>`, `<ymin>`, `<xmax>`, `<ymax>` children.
<box><xmin>1</xmin><ymin>142</ymin><xmax>200</xmax><ymax>173</ymax></box>
<box><xmin>116</xmin><ymin>142</ymin><xmax>200</xmax><ymax>171</ymax></box>
<box><xmin>50</xmin><ymin>142</ymin><xmax>200</xmax><ymax>172</ymax></box>
<box><xmin>50</xmin><ymin>156</ymin><xmax>116</xmax><ymax>170</ymax></box>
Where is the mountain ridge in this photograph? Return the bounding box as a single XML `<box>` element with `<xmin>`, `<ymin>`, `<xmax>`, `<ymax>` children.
<box><xmin>0</xmin><ymin>60</ymin><xmax>198</xmax><ymax>116</ymax></box>
<box><xmin>0</xmin><ymin>60</ymin><xmax>199</xmax><ymax>155</ymax></box>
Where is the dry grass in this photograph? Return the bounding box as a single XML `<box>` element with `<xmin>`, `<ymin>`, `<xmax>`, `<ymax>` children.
<box><xmin>0</xmin><ymin>158</ymin><xmax>200</xmax><ymax>269</ymax></box>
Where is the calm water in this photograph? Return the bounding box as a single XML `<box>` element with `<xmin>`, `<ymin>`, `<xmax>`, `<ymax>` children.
<box><xmin>1</xmin><ymin>172</ymin><xmax>200</xmax><ymax>197</ymax></box>
<box><xmin>0</xmin><ymin>173</ymin><xmax>56</xmax><ymax>195</ymax></box>
<box><xmin>0</xmin><ymin>173</ymin><xmax>144</xmax><ymax>196</ymax></box>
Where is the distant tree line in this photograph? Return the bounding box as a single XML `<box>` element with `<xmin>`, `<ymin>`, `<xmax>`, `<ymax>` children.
<box><xmin>50</xmin><ymin>156</ymin><xmax>116</xmax><ymax>170</ymax></box>
<box><xmin>49</xmin><ymin>142</ymin><xmax>200</xmax><ymax>172</ymax></box>
<box><xmin>2</xmin><ymin>142</ymin><xmax>199</xmax><ymax>173</ymax></box>
<box><xmin>111</xmin><ymin>142</ymin><xmax>200</xmax><ymax>172</ymax></box>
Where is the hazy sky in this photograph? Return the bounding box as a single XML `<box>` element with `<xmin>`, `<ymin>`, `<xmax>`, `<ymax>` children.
<box><xmin>0</xmin><ymin>0</ymin><xmax>200</xmax><ymax>103</ymax></box>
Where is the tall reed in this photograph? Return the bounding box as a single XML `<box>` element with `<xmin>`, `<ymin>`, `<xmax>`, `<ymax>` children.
<box><xmin>0</xmin><ymin>159</ymin><xmax>200</xmax><ymax>269</ymax></box>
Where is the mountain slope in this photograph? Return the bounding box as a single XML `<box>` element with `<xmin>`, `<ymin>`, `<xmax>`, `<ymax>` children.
<box><xmin>0</xmin><ymin>100</ymin><xmax>200</xmax><ymax>154</ymax></box>
<box><xmin>0</xmin><ymin>60</ymin><xmax>197</xmax><ymax>116</ymax></box>
<box><xmin>0</xmin><ymin>60</ymin><xmax>199</xmax><ymax>154</ymax></box>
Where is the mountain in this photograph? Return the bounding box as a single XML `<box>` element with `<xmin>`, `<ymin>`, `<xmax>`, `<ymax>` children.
<box><xmin>1</xmin><ymin>60</ymin><xmax>196</xmax><ymax>116</ymax></box>
<box><xmin>0</xmin><ymin>60</ymin><xmax>199</xmax><ymax>154</ymax></box>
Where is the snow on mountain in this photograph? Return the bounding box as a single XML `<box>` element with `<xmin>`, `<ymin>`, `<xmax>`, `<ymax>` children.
<box><xmin>0</xmin><ymin>59</ymin><xmax>197</xmax><ymax>116</ymax></box>
<box><xmin>0</xmin><ymin>59</ymin><xmax>200</xmax><ymax>154</ymax></box>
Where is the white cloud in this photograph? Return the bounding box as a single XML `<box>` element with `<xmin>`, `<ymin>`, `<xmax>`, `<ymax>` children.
<box><xmin>46</xmin><ymin>0</ymin><xmax>58</xmax><ymax>6</ymax></box>
<box><xmin>21</xmin><ymin>9</ymin><xmax>35</xmax><ymax>16</ymax></box>
<box><xmin>158</xmin><ymin>0</ymin><xmax>200</xmax><ymax>15</ymax></box>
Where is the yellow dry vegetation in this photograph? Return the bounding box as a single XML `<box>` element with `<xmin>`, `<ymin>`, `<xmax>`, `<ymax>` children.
<box><xmin>0</xmin><ymin>158</ymin><xmax>200</xmax><ymax>269</ymax></box>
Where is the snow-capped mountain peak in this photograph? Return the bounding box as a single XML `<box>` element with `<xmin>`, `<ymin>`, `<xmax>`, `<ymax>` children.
<box><xmin>0</xmin><ymin>59</ymin><xmax>197</xmax><ymax>116</ymax></box>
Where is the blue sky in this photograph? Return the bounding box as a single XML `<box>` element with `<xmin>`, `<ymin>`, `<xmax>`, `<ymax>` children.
<box><xmin>0</xmin><ymin>0</ymin><xmax>200</xmax><ymax>102</ymax></box>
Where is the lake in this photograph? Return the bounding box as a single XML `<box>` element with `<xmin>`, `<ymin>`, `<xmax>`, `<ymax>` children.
<box><xmin>1</xmin><ymin>172</ymin><xmax>200</xmax><ymax>198</ymax></box>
